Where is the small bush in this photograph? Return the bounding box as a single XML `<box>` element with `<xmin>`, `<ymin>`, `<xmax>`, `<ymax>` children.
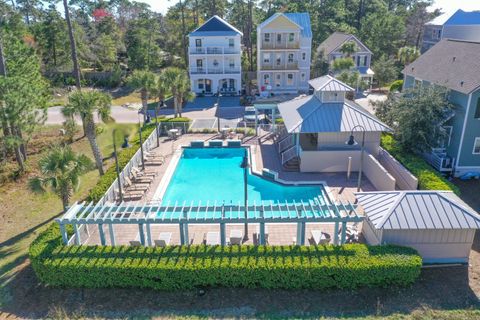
<box><xmin>389</xmin><ymin>80</ymin><xmax>403</xmax><ymax>92</ymax></box>
<box><xmin>160</xmin><ymin>117</ymin><xmax>191</xmax><ymax>123</ymax></box>
<box><xmin>30</xmin><ymin>224</ymin><xmax>422</xmax><ymax>291</ymax></box>
<box><xmin>87</xmin><ymin>124</ymin><xmax>156</xmax><ymax>202</ymax></box>
<box><xmin>381</xmin><ymin>134</ymin><xmax>460</xmax><ymax>194</ymax></box>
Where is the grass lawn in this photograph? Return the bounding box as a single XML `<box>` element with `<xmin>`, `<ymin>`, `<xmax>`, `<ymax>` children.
<box><xmin>0</xmin><ymin>123</ymin><xmax>137</xmax><ymax>309</ymax></box>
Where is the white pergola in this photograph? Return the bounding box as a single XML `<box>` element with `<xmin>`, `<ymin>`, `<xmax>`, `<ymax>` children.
<box><xmin>57</xmin><ymin>199</ymin><xmax>363</xmax><ymax>247</ymax></box>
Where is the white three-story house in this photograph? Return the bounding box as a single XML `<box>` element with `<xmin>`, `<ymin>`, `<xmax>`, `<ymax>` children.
<box><xmin>256</xmin><ymin>13</ymin><xmax>312</xmax><ymax>95</ymax></box>
<box><xmin>188</xmin><ymin>16</ymin><xmax>243</xmax><ymax>95</ymax></box>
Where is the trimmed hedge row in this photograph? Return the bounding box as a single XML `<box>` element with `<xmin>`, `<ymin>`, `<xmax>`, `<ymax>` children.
<box><xmin>87</xmin><ymin>124</ymin><xmax>157</xmax><ymax>202</ymax></box>
<box><xmin>30</xmin><ymin>224</ymin><xmax>422</xmax><ymax>291</ymax></box>
<box><xmin>381</xmin><ymin>134</ymin><xmax>460</xmax><ymax>194</ymax></box>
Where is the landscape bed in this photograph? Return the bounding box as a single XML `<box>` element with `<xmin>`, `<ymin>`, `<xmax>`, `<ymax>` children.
<box><xmin>30</xmin><ymin>224</ymin><xmax>422</xmax><ymax>291</ymax></box>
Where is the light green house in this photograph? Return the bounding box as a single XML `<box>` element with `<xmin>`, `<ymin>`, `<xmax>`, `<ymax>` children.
<box><xmin>403</xmin><ymin>39</ymin><xmax>480</xmax><ymax>177</ymax></box>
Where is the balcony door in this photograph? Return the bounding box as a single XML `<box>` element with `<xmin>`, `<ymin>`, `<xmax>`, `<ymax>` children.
<box><xmin>205</xmin><ymin>79</ymin><xmax>212</xmax><ymax>93</ymax></box>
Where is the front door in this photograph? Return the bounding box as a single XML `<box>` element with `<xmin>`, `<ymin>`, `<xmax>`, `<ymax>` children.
<box><xmin>205</xmin><ymin>79</ymin><xmax>212</xmax><ymax>93</ymax></box>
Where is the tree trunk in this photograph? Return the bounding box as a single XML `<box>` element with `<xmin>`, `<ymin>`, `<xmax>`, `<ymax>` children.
<box><xmin>61</xmin><ymin>187</ymin><xmax>70</xmax><ymax>211</ymax></box>
<box><xmin>63</xmin><ymin>0</ymin><xmax>81</xmax><ymax>90</ymax></box>
<box><xmin>85</xmin><ymin>118</ymin><xmax>104</xmax><ymax>175</ymax></box>
<box><xmin>179</xmin><ymin>0</ymin><xmax>188</xmax><ymax>67</ymax></box>
<box><xmin>141</xmin><ymin>89</ymin><xmax>148</xmax><ymax>123</ymax></box>
<box><xmin>178</xmin><ymin>97</ymin><xmax>183</xmax><ymax>118</ymax></box>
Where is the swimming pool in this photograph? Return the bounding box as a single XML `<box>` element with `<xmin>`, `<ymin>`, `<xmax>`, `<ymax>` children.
<box><xmin>162</xmin><ymin>148</ymin><xmax>328</xmax><ymax>205</ymax></box>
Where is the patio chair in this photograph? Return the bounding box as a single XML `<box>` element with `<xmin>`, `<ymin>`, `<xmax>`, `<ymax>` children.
<box><xmin>229</xmin><ymin>229</ymin><xmax>243</xmax><ymax>245</ymax></box>
<box><xmin>129</xmin><ymin>233</ymin><xmax>142</xmax><ymax>246</ymax></box>
<box><xmin>124</xmin><ymin>177</ymin><xmax>149</xmax><ymax>191</ymax></box>
<box><xmin>154</xmin><ymin>232</ymin><xmax>172</xmax><ymax>247</ymax></box>
<box><xmin>204</xmin><ymin>231</ymin><xmax>220</xmax><ymax>245</ymax></box>
<box><xmin>132</xmin><ymin>166</ymin><xmax>157</xmax><ymax>177</ymax></box>
<box><xmin>144</xmin><ymin>157</ymin><xmax>164</xmax><ymax>166</ymax></box>
<box><xmin>115</xmin><ymin>188</ymin><xmax>144</xmax><ymax>201</ymax></box>
<box><xmin>131</xmin><ymin>171</ymin><xmax>154</xmax><ymax>184</ymax></box>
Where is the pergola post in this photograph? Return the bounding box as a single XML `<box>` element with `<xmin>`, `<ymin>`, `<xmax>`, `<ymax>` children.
<box><xmin>138</xmin><ymin>223</ymin><xmax>145</xmax><ymax>245</ymax></box>
<box><xmin>183</xmin><ymin>223</ymin><xmax>189</xmax><ymax>245</ymax></box>
<box><xmin>254</xmin><ymin>107</ymin><xmax>259</xmax><ymax>136</ymax></box>
<box><xmin>340</xmin><ymin>221</ymin><xmax>347</xmax><ymax>244</ymax></box>
<box><xmin>179</xmin><ymin>222</ymin><xmax>186</xmax><ymax>245</ymax></box>
<box><xmin>108</xmin><ymin>223</ymin><xmax>116</xmax><ymax>246</ymax></box>
<box><xmin>295</xmin><ymin>133</ymin><xmax>300</xmax><ymax>156</ymax></box>
<box><xmin>98</xmin><ymin>223</ymin><xmax>106</xmax><ymax>245</ymax></box>
<box><xmin>296</xmin><ymin>221</ymin><xmax>305</xmax><ymax>245</ymax></box>
<box><xmin>146</xmin><ymin>223</ymin><xmax>152</xmax><ymax>246</ymax></box>
<box><xmin>271</xmin><ymin>107</ymin><xmax>276</xmax><ymax>132</ymax></box>
<box><xmin>259</xmin><ymin>222</ymin><xmax>266</xmax><ymax>245</ymax></box>
<box><xmin>333</xmin><ymin>221</ymin><xmax>339</xmax><ymax>245</ymax></box>
<box><xmin>220</xmin><ymin>222</ymin><xmax>226</xmax><ymax>246</ymax></box>
<box><xmin>59</xmin><ymin>223</ymin><xmax>68</xmax><ymax>245</ymax></box>
<box><xmin>73</xmin><ymin>223</ymin><xmax>81</xmax><ymax>245</ymax></box>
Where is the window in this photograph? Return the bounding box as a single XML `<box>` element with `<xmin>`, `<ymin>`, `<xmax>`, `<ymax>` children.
<box><xmin>288</xmin><ymin>33</ymin><xmax>295</xmax><ymax>42</ymax></box>
<box><xmin>473</xmin><ymin>137</ymin><xmax>480</xmax><ymax>154</ymax></box>
<box><xmin>275</xmin><ymin>74</ymin><xmax>281</xmax><ymax>87</ymax></box>
<box><xmin>264</xmin><ymin>74</ymin><xmax>270</xmax><ymax>85</ymax></box>
<box><xmin>229</xmin><ymin>79</ymin><xmax>235</xmax><ymax>89</ymax></box>
<box><xmin>288</xmin><ymin>53</ymin><xmax>294</xmax><ymax>63</ymax></box>
<box><xmin>229</xmin><ymin>38</ymin><xmax>234</xmax><ymax>48</ymax></box>
<box><xmin>264</xmin><ymin>33</ymin><xmax>270</xmax><ymax>42</ymax></box>
<box><xmin>301</xmin><ymin>72</ymin><xmax>306</xmax><ymax>81</ymax></box>
<box><xmin>196</xmin><ymin>59</ymin><xmax>203</xmax><ymax>67</ymax></box>
<box><xmin>263</xmin><ymin>53</ymin><xmax>271</xmax><ymax>64</ymax></box>
<box><xmin>475</xmin><ymin>98</ymin><xmax>480</xmax><ymax>119</ymax></box>
<box><xmin>432</xmin><ymin>28</ymin><xmax>442</xmax><ymax>40</ymax></box>
<box><xmin>229</xmin><ymin>59</ymin><xmax>235</xmax><ymax>68</ymax></box>
<box><xmin>302</xmin><ymin>52</ymin><xmax>306</xmax><ymax>61</ymax></box>
<box><xmin>213</xmin><ymin>59</ymin><xmax>219</xmax><ymax>67</ymax></box>
<box><xmin>287</xmin><ymin>73</ymin><xmax>293</xmax><ymax>85</ymax></box>
<box><xmin>357</xmin><ymin>55</ymin><xmax>366</xmax><ymax>67</ymax></box>
<box><xmin>276</xmin><ymin>53</ymin><xmax>282</xmax><ymax>66</ymax></box>
<box><xmin>277</xmin><ymin>34</ymin><xmax>282</xmax><ymax>42</ymax></box>
<box><xmin>363</xmin><ymin>55</ymin><xmax>368</xmax><ymax>66</ymax></box>
<box><xmin>439</xmin><ymin>126</ymin><xmax>453</xmax><ymax>148</ymax></box>
<box><xmin>414</xmin><ymin>79</ymin><xmax>422</xmax><ymax>87</ymax></box>
<box><xmin>195</xmin><ymin>39</ymin><xmax>202</xmax><ymax>47</ymax></box>
<box><xmin>198</xmin><ymin>80</ymin><xmax>204</xmax><ymax>90</ymax></box>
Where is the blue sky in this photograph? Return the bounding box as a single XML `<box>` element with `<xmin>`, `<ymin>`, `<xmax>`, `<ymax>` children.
<box><xmin>148</xmin><ymin>0</ymin><xmax>480</xmax><ymax>15</ymax></box>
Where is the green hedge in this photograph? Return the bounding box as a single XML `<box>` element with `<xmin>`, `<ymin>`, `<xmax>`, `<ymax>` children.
<box><xmin>381</xmin><ymin>134</ymin><xmax>460</xmax><ymax>194</ymax></box>
<box><xmin>160</xmin><ymin>117</ymin><xmax>191</xmax><ymax>123</ymax></box>
<box><xmin>30</xmin><ymin>224</ymin><xmax>422</xmax><ymax>291</ymax></box>
<box><xmin>87</xmin><ymin>124</ymin><xmax>156</xmax><ymax>202</ymax></box>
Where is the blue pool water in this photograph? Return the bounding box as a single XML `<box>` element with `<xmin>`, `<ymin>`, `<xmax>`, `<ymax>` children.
<box><xmin>162</xmin><ymin>148</ymin><xmax>327</xmax><ymax>205</ymax></box>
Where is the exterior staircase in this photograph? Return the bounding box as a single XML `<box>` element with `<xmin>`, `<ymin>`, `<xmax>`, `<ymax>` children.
<box><xmin>283</xmin><ymin>156</ymin><xmax>300</xmax><ymax>171</ymax></box>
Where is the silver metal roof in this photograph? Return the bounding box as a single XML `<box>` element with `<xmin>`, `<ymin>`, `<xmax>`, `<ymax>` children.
<box><xmin>309</xmin><ymin>76</ymin><xmax>354</xmax><ymax>92</ymax></box>
<box><xmin>355</xmin><ymin>191</ymin><xmax>480</xmax><ymax>230</ymax></box>
<box><xmin>277</xmin><ymin>95</ymin><xmax>391</xmax><ymax>133</ymax></box>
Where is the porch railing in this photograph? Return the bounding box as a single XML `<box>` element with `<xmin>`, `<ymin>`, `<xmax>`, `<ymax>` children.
<box><xmin>277</xmin><ymin>134</ymin><xmax>293</xmax><ymax>152</ymax></box>
<box><xmin>281</xmin><ymin>146</ymin><xmax>297</xmax><ymax>164</ymax></box>
<box><xmin>422</xmin><ymin>148</ymin><xmax>455</xmax><ymax>172</ymax></box>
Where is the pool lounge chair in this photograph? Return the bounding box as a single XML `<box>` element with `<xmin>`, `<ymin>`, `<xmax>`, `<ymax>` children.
<box><xmin>229</xmin><ymin>229</ymin><xmax>243</xmax><ymax>245</ymax></box>
<box><xmin>131</xmin><ymin>171</ymin><xmax>154</xmax><ymax>184</ymax></box>
<box><xmin>129</xmin><ymin>233</ymin><xmax>142</xmax><ymax>246</ymax></box>
<box><xmin>190</xmin><ymin>140</ymin><xmax>205</xmax><ymax>148</ymax></box>
<box><xmin>124</xmin><ymin>177</ymin><xmax>149</xmax><ymax>191</ymax></box>
<box><xmin>208</xmin><ymin>140</ymin><xmax>223</xmax><ymax>147</ymax></box>
<box><xmin>204</xmin><ymin>231</ymin><xmax>220</xmax><ymax>245</ymax></box>
<box><xmin>115</xmin><ymin>189</ymin><xmax>144</xmax><ymax>201</ymax></box>
<box><xmin>154</xmin><ymin>232</ymin><xmax>172</xmax><ymax>247</ymax></box>
<box><xmin>132</xmin><ymin>166</ymin><xmax>157</xmax><ymax>177</ymax></box>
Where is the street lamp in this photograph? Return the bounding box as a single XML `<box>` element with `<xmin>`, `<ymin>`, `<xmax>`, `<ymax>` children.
<box><xmin>240</xmin><ymin>154</ymin><xmax>250</xmax><ymax>241</ymax></box>
<box><xmin>345</xmin><ymin>125</ymin><xmax>366</xmax><ymax>192</ymax></box>
<box><xmin>154</xmin><ymin>105</ymin><xmax>160</xmax><ymax>147</ymax></box>
<box><xmin>112</xmin><ymin>128</ymin><xmax>129</xmax><ymax>203</ymax></box>
<box><xmin>138</xmin><ymin>116</ymin><xmax>145</xmax><ymax>170</ymax></box>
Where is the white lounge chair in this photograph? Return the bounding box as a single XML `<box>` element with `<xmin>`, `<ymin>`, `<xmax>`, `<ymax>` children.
<box><xmin>205</xmin><ymin>231</ymin><xmax>220</xmax><ymax>245</ymax></box>
<box><xmin>154</xmin><ymin>232</ymin><xmax>172</xmax><ymax>247</ymax></box>
<box><xmin>229</xmin><ymin>229</ymin><xmax>243</xmax><ymax>245</ymax></box>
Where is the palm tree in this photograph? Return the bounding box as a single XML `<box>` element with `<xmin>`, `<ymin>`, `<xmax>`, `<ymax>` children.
<box><xmin>155</xmin><ymin>70</ymin><xmax>170</xmax><ymax>111</ymax></box>
<box><xmin>126</xmin><ymin>70</ymin><xmax>156</xmax><ymax>123</ymax></box>
<box><xmin>29</xmin><ymin>145</ymin><xmax>93</xmax><ymax>211</ymax></box>
<box><xmin>62</xmin><ymin>90</ymin><xmax>112</xmax><ymax>175</ymax></box>
<box><xmin>397</xmin><ymin>46</ymin><xmax>420</xmax><ymax>67</ymax></box>
<box><xmin>162</xmin><ymin>67</ymin><xmax>195</xmax><ymax>118</ymax></box>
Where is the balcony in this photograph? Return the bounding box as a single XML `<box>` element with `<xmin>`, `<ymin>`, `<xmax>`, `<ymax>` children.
<box><xmin>422</xmin><ymin>148</ymin><xmax>455</xmax><ymax>172</ymax></box>
<box><xmin>189</xmin><ymin>67</ymin><xmax>241</xmax><ymax>75</ymax></box>
<box><xmin>260</xmin><ymin>62</ymin><xmax>299</xmax><ymax>71</ymax></box>
<box><xmin>261</xmin><ymin>41</ymin><xmax>300</xmax><ymax>50</ymax></box>
<box><xmin>189</xmin><ymin>46</ymin><xmax>240</xmax><ymax>55</ymax></box>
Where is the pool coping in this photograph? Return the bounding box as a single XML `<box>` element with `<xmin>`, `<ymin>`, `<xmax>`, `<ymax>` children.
<box><xmin>151</xmin><ymin>143</ymin><xmax>335</xmax><ymax>205</ymax></box>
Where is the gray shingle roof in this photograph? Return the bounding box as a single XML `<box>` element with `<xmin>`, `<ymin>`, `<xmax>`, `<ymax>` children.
<box><xmin>309</xmin><ymin>75</ymin><xmax>354</xmax><ymax>92</ymax></box>
<box><xmin>402</xmin><ymin>39</ymin><xmax>480</xmax><ymax>94</ymax></box>
<box><xmin>355</xmin><ymin>191</ymin><xmax>480</xmax><ymax>230</ymax></box>
<box><xmin>277</xmin><ymin>95</ymin><xmax>391</xmax><ymax>133</ymax></box>
<box><xmin>317</xmin><ymin>32</ymin><xmax>372</xmax><ymax>55</ymax></box>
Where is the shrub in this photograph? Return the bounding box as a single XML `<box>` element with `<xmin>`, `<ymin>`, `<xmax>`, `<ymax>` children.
<box><xmin>381</xmin><ymin>134</ymin><xmax>460</xmax><ymax>194</ymax></box>
<box><xmin>389</xmin><ymin>80</ymin><xmax>403</xmax><ymax>92</ymax></box>
<box><xmin>160</xmin><ymin>117</ymin><xmax>191</xmax><ymax>123</ymax></box>
<box><xmin>30</xmin><ymin>224</ymin><xmax>422</xmax><ymax>291</ymax></box>
<box><xmin>87</xmin><ymin>124</ymin><xmax>156</xmax><ymax>202</ymax></box>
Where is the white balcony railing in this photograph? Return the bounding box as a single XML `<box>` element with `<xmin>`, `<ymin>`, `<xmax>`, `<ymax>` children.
<box><xmin>189</xmin><ymin>67</ymin><xmax>240</xmax><ymax>75</ymax></box>
<box><xmin>260</xmin><ymin>62</ymin><xmax>299</xmax><ymax>70</ymax></box>
<box><xmin>189</xmin><ymin>46</ymin><xmax>240</xmax><ymax>55</ymax></box>
<box><xmin>422</xmin><ymin>148</ymin><xmax>455</xmax><ymax>172</ymax></box>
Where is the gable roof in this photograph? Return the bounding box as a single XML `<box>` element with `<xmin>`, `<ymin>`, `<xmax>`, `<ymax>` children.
<box><xmin>402</xmin><ymin>39</ymin><xmax>480</xmax><ymax>94</ymax></box>
<box><xmin>355</xmin><ymin>191</ymin><xmax>480</xmax><ymax>230</ymax></box>
<box><xmin>277</xmin><ymin>94</ymin><xmax>391</xmax><ymax>134</ymax></box>
<box><xmin>317</xmin><ymin>32</ymin><xmax>372</xmax><ymax>55</ymax></box>
<box><xmin>309</xmin><ymin>75</ymin><xmax>354</xmax><ymax>92</ymax></box>
<box><xmin>258</xmin><ymin>13</ymin><xmax>312</xmax><ymax>38</ymax></box>
<box><xmin>444</xmin><ymin>9</ymin><xmax>480</xmax><ymax>25</ymax></box>
<box><xmin>190</xmin><ymin>15</ymin><xmax>243</xmax><ymax>37</ymax></box>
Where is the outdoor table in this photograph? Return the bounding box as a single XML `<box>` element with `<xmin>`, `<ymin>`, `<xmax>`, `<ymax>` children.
<box><xmin>169</xmin><ymin>128</ymin><xmax>179</xmax><ymax>140</ymax></box>
<box><xmin>229</xmin><ymin>229</ymin><xmax>243</xmax><ymax>245</ymax></box>
<box><xmin>220</xmin><ymin>127</ymin><xmax>229</xmax><ymax>139</ymax></box>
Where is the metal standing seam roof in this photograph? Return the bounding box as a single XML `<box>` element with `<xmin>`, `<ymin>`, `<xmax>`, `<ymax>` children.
<box><xmin>257</xmin><ymin>13</ymin><xmax>312</xmax><ymax>38</ymax></box>
<box><xmin>189</xmin><ymin>15</ymin><xmax>243</xmax><ymax>37</ymax></box>
<box><xmin>444</xmin><ymin>9</ymin><xmax>480</xmax><ymax>25</ymax></box>
<box><xmin>277</xmin><ymin>95</ymin><xmax>391</xmax><ymax>134</ymax></box>
<box><xmin>309</xmin><ymin>75</ymin><xmax>354</xmax><ymax>92</ymax></box>
<box><xmin>355</xmin><ymin>191</ymin><xmax>480</xmax><ymax>230</ymax></box>
<box><xmin>402</xmin><ymin>39</ymin><xmax>480</xmax><ymax>94</ymax></box>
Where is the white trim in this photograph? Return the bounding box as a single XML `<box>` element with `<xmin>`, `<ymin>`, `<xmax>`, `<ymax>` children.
<box><xmin>456</xmin><ymin>93</ymin><xmax>473</xmax><ymax>167</ymax></box>
<box><xmin>472</xmin><ymin>137</ymin><xmax>480</xmax><ymax>155</ymax></box>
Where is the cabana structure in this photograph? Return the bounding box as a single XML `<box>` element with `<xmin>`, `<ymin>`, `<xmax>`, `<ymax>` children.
<box><xmin>56</xmin><ymin>199</ymin><xmax>363</xmax><ymax>247</ymax></box>
<box><xmin>356</xmin><ymin>190</ymin><xmax>480</xmax><ymax>264</ymax></box>
<box><xmin>276</xmin><ymin>76</ymin><xmax>392</xmax><ymax>172</ymax></box>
